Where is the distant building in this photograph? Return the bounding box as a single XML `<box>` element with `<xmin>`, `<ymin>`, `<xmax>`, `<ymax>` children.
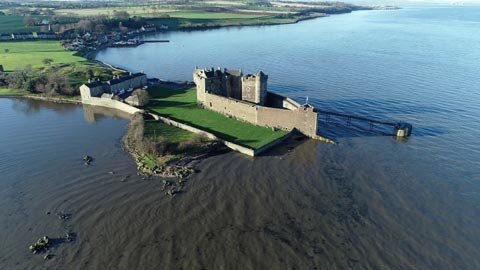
<box><xmin>0</xmin><ymin>33</ymin><xmax>11</xmax><ymax>41</ymax></box>
<box><xmin>34</xmin><ymin>32</ymin><xmax>57</xmax><ymax>40</ymax></box>
<box><xmin>80</xmin><ymin>73</ymin><xmax>148</xmax><ymax>101</ymax></box>
<box><xmin>158</xmin><ymin>24</ymin><xmax>169</xmax><ymax>30</ymax></box>
<box><xmin>140</xmin><ymin>24</ymin><xmax>157</xmax><ymax>32</ymax></box>
<box><xmin>11</xmin><ymin>32</ymin><xmax>34</xmax><ymax>40</ymax></box>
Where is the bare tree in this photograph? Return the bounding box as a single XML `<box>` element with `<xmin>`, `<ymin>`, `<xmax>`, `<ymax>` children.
<box><xmin>132</xmin><ymin>89</ymin><xmax>150</xmax><ymax>106</ymax></box>
<box><xmin>76</xmin><ymin>19</ymin><xmax>94</xmax><ymax>33</ymax></box>
<box><xmin>23</xmin><ymin>15</ymin><xmax>38</xmax><ymax>26</ymax></box>
<box><xmin>113</xmin><ymin>11</ymin><xmax>130</xmax><ymax>20</ymax></box>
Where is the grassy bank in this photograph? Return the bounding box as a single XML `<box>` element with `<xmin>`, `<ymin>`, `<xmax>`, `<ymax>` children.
<box><xmin>146</xmin><ymin>87</ymin><xmax>288</xmax><ymax>149</ymax></box>
<box><xmin>123</xmin><ymin>113</ymin><xmax>223</xmax><ymax>178</ymax></box>
<box><xmin>0</xmin><ymin>88</ymin><xmax>27</xmax><ymax>96</ymax></box>
<box><xmin>0</xmin><ymin>40</ymin><xmax>121</xmax><ymax>96</ymax></box>
<box><xmin>0</xmin><ymin>41</ymin><xmax>85</xmax><ymax>71</ymax></box>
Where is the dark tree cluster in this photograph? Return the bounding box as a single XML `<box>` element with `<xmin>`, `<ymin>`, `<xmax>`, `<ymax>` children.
<box><xmin>0</xmin><ymin>65</ymin><xmax>75</xmax><ymax>96</ymax></box>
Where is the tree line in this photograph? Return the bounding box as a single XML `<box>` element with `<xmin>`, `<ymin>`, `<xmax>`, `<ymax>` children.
<box><xmin>0</xmin><ymin>64</ymin><xmax>75</xmax><ymax>96</ymax></box>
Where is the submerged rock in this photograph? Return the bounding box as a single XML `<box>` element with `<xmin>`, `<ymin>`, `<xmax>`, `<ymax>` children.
<box><xmin>83</xmin><ymin>155</ymin><xmax>93</xmax><ymax>165</ymax></box>
<box><xmin>56</xmin><ymin>212</ymin><xmax>70</xmax><ymax>221</ymax></box>
<box><xmin>65</xmin><ymin>232</ymin><xmax>76</xmax><ymax>242</ymax></box>
<box><xmin>29</xmin><ymin>236</ymin><xmax>51</xmax><ymax>254</ymax></box>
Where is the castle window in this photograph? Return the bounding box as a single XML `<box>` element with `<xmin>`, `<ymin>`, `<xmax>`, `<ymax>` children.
<box><xmin>209</xmin><ymin>102</ymin><xmax>212</xmax><ymax>107</ymax></box>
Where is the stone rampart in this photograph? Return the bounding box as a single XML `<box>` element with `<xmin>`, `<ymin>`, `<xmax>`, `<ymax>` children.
<box><xmin>203</xmin><ymin>92</ymin><xmax>258</xmax><ymax>123</ymax></box>
<box><xmin>200</xmin><ymin>92</ymin><xmax>318</xmax><ymax>138</ymax></box>
<box><xmin>82</xmin><ymin>97</ymin><xmax>143</xmax><ymax>115</ymax></box>
<box><xmin>257</xmin><ymin>106</ymin><xmax>318</xmax><ymax>137</ymax></box>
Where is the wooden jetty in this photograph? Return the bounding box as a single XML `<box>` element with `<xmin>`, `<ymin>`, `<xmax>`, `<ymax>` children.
<box><xmin>315</xmin><ymin>109</ymin><xmax>413</xmax><ymax>137</ymax></box>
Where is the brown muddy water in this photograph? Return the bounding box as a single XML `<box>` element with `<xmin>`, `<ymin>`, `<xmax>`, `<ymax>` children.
<box><xmin>1</xmin><ymin>98</ymin><xmax>479</xmax><ymax>270</ymax></box>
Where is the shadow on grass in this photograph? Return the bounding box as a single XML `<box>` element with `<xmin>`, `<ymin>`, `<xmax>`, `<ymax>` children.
<box><xmin>148</xmin><ymin>87</ymin><xmax>190</xmax><ymax>99</ymax></box>
<box><xmin>149</xmin><ymin>100</ymin><xmax>192</xmax><ymax>108</ymax></box>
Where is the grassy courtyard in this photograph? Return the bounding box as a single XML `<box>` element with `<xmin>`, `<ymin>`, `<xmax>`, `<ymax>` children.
<box><xmin>146</xmin><ymin>87</ymin><xmax>289</xmax><ymax>149</ymax></box>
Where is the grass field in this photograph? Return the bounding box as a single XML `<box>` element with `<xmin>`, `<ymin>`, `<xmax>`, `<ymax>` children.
<box><xmin>55</xmin><ymin>7</ymin><xmax>172</xmax><ymax>17</ymax></box>
<box><xmin>0</xmin><ymin>16</ymin><xmax>41</xmax><ymax>33</ymax></box>
<box><xmin>0</xmin><ymin>40</ymin><xmax>118</xmax><ymax>95</ymax></box>
<box><xmin>165</xmin><ymin>11</ymin><xmax>265</xmax><ymax>19</ymax></box>
<box><xmin>146</xmin><ymin>87</ymin><xmax>288</xmax><ymax>149</ymax></box>
<box><xmin>0</xmin><ymin>41</ymin><xmax>86</xmax><ymax>71</ymax></box>
<box><xmin>0</xmin><ymin>88</ymin><xmax>28</xmax><ymax>96</ymax></box>
<box><xmin>144</xmin><ymin>120</ymin><xmax>195</xmax><ymax>144</ymax></box>
<box><xmin>55</xmin><ymin>8</ymin><xmax>266</xmax><ymax>19</ymax></box>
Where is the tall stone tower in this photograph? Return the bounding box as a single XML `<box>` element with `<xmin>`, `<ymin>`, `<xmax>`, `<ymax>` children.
<box><xmin>241</xmin><ymin>72</ymin><xmax>268</xmax><ymax>105</ymax></box>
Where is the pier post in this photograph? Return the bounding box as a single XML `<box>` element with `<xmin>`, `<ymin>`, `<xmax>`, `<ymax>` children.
<box><xmin>394</xmin><ymin>122</ymin><xmax>413</xmax><ymax>137</ymax></box>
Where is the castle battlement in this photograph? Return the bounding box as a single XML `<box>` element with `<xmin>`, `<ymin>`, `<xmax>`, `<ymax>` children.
<box><xmin>193</xmin><ymin>67</ymin><xmax>319</xmax><ymax>138</ymax></box>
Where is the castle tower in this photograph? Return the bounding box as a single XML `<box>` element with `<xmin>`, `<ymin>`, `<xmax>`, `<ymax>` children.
<box><xmin>193</xmin><ymin>68</ymin><xmax>208</xmax><ymax>105</ymax></box>
<box><xmin>241</xmin><ymin>71</ymin><xmax>267</xmax><ymax>105</ymax></box>
<box><xmin>223</xmin><ymin>68</ymin><xmax>242</xmax><ymax>99</ymax></box>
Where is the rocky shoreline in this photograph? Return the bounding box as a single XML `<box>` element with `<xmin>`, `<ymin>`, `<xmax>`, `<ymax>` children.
<box><xmin>122</xmin><ymin>113</ymin><xmax>229</xmax><ymax>182</ymax></box>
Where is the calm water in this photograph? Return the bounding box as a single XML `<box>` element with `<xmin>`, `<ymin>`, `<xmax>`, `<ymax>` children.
<box><xmin>1</xmin><ymin>6</ymin><xmax>480</xmax><ymax>270</ymax></box>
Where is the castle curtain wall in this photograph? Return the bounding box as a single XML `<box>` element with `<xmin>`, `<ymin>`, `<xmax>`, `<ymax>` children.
<box><xmin>202</xmin><ymin>92</ymin><xmax>318</xmax><ymax>137</ymax></box>
<box><xmin>203</xmin><ymin>93</ymin><xmax>258</xmax><ymax>123</ymax></box>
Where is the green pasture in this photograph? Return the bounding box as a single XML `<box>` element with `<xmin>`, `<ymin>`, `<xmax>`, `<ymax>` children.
<box><xmin>0</xmin><ymin>16</ymin><xmax>41</xmax><ymax>33</ymax></box>
<box><xmin>0</xmin><ymin>41</ymin><xmax>85</xmax><ymax>71</ymax></box>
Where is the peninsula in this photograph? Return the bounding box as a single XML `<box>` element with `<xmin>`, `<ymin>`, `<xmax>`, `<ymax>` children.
<box><xmin>0</xmin><ymin>0</ymin><xmax>401</xmax><ymax>175</ymax></box>
<box><xmin>78</xmin><ymin>66</ymin><xmax>334</xmax><ymax>175</ymax></box>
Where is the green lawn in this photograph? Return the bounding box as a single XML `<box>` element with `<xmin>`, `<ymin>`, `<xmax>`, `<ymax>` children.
<box><xmin>165</xmin><ymin>11</ymin><xmax>265</xmax><ymax>19</ymax></box>
<box><xmin>146</xmin><ymin>87</ymin><xmax>289</xmax><ymax>149</ymax></box>
<box><xmin>0</xmin><ymin>40</ymin><xmax>118</xmax><ymax>94</ymax></box>
<box><xmin>0</xmin><ymin>88</ymin><xmax>27</xmax><ymax>96</ymax></box>
<box><xmin>55</xmin><ymin>7</ymin><xmax>171</xmax><ymax>17</ymax></box>
<box><xmin>0</xmin><ymin>41</ymin><xmax>86</xmax><ymax>71</ymax></box>
<box><xmin>144</xmin><ymin>120</ymin><xmax>195</xmax><ymax>144</ymax></box>
<box><xmin>0</xmin><ymin>16</ymin><xmax>41</xmax><ymax>33</ymax></box>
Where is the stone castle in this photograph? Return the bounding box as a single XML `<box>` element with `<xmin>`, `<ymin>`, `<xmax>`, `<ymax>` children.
<box><xmin>194</xmin><ymin>68</ymin><xmax>268</xmax><ymax>105</ymax></box>
<box><xmin>194</xmin><ymin>67</ymin><xmax>319</xmax><ymax>138</ymax></box>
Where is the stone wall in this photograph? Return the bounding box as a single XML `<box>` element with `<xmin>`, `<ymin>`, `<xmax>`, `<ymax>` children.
<box><xmin>80</xmin><ymin>84</ymin><xmax>104</xmax><ymax>100</ymax></box>
<box><xmin>257</xmin><ymin>106</ymin><xmax>318</xmax><ymax>137</ymax></box>
<box><xmin>203</xmin><ymin>92</ymin><xmax>258</xmax><ymax>123</ymax></box>
<box><xmin>267</xmin><ymin>92</ymin><xmax>301</xmax><ymax>110</ymax></box>
<box><xmin>82</xmin><ymin>97</ymin><xmax>143</xmax><ymax>115</ymax></box>
<box><xmin>201</xmin><ymin>92</ymin><xmax>319</xmax><ymax>138</ymax></box>
<box><xmin>152</xmin><ymin>114</ymin><xmax>258</xmax><ymax>156</ymax></box>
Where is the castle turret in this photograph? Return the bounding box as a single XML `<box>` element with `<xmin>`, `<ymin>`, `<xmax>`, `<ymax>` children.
<box><xmin>241</xmin><ymin>72</ymin><xmax>267</xmax><ymax>105</ymax></box>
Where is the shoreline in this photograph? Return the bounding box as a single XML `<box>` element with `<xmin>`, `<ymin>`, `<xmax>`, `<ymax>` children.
<box><xmin>0</xmin><ymin>94</ymin><xmax>82</xmax><ymax>104</ymax></box>
<box><xmin>0</xmin><ymin>9</ymin><xmax>345</xmax><ymax>173</ymax></box>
